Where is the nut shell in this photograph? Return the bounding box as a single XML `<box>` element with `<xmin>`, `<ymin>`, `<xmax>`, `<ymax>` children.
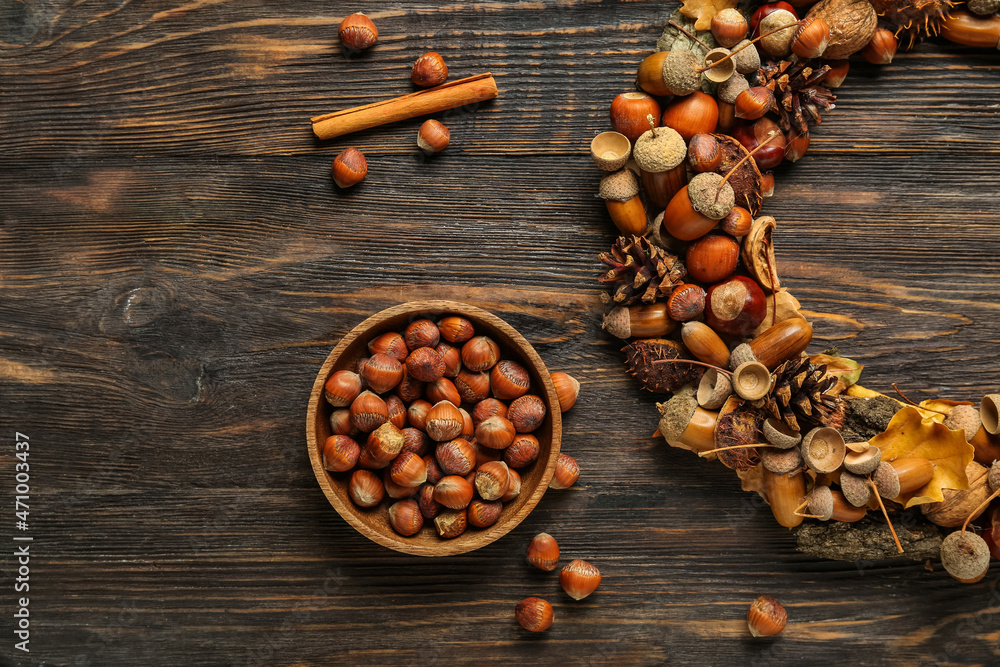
<box><xmin>747</xmin><ymin>595</ymin><xmax>787</xmax><ymax>637</ymax></box>
<box><xmin>590</xmin><ymin>131</ymin><xmax>632</xmax><ymax>171</ymax></box>
<box><xmin>434</xmin><ymin>508</ymin><xmax>468</xmax><ymax>538</ymax></box>
<box><xmin>806</xmin><ymin>0</ymin><xmax>877</xmax><ymax>59</ymax></box>
<box><xmin>735</xmin><ymin>87</ymin><xmax>774</xmax><ymax>121</ymax></box>
<box><xmin>712</xmin><ymin>8</ymin><xmax>749</xmax><ymax>48</ymax></box>
<box><xmin>467</xmin><ymin>499</ymin><xmax>503</xmax><ymax>528</ymax></box>
<box><xmin>761</xmin><ymin>446</ymin><xmax>801</xmax><ymax>474</ymax></box>
<box><xmin>717</xmin><ymin>74</ymin><xmax>749</xmax><ymax>104</ymax></box>
<box><xmin>475</xmin><ymin>461</ymin><xmax>511</xmax><ymax>501</ymax></box>
<box><xmin>791</xmin><ymin>17</ymin><xmax>831</xmax><ymax>59</ymax></box>
<box><xmin>405</xmin><ymin>319</ymin><xmax>440</xmax><ymax>350</ymax></box>
<box><xmin>800</xmin><ymin>426</ymin><xmax>846</xmax><ymax>473</ymax></box>
<box><xmin>455</xmin><ymin>369</ymin><xmax>491</xmax><ymax>403</ymax></box>
<box><xmin>730</xmin><ymin>40</ymin><xmax>760</xmax><ymax>74</ymax></box>
<box><xmin>840</xmin><ymin>471</ymin><xmax>871</xmax><ymax>507</ymax></box>
<box><xmin>940</xmin><ymin>530</ymin><xmax>990</xmax><ymax>583</ymax></box>
<box><xmin>361</xmin><ymin>352</ymin><xmax>404</xmax><ymax>394</ymax></box>
<box><xmin>759</xmin><ymin>9</ymin><xmax>798</xmax><ymax>57</ymax></box>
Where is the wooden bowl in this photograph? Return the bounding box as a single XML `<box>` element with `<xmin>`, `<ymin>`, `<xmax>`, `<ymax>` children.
<box><xmin>306</xmin><ymin>299</ymin><xmax>563</xmax><ymax>556</ymax></box>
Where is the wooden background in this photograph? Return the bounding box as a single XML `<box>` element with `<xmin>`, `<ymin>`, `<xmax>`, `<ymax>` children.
<box><xmin>2</xmin><ymin>1</ymin><xmax>999</xmax><ymax>664</ymax></box>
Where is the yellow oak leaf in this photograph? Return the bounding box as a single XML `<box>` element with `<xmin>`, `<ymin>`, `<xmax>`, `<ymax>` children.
<box><xmin>870</xmin><ymin>407</ymin><xmax>975</xmax><ymax>508</ymax></box>
<box><xmin>680</xmin><ymin>0</ymin><xmax>739</xmax><ymax>31</ymax></box>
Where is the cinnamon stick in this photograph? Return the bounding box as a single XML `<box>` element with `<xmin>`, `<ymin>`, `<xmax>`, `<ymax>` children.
<box><xmin>311</xmin><ymin>73</ymin><xmax>499</xmax><ymax>140</ymax></box>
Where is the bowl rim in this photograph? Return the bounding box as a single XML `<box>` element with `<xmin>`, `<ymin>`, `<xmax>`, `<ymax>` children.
<box><xmin>305</xmin><ymin>299</ymin><xmax>563</xmax><ymax>556</ymax></box>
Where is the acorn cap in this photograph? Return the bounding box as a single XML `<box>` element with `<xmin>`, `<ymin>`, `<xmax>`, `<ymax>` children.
<box><xmin>843</xmin><ymin>443</ymin><xmax>881</xmax><ymax>475</ymax></box>
<box><xmin>943</xmin><ymin>404</ymin><xmax>982</xmax><ymax>443</ymax></box>
<box><xmin>763</xmin><ymin>417</ymin><xmax>801</xmax><ymax>449</ymax></box>
<box><xmin>688</xmin><ymin>172</ymin><xmax>735</xmax><ymax>220</ymax></box>
<box><xmin>731</xmin><ymin>39</ymin><xmax>760</xmax><ymax>75</ymax></box>
<box><xmin>762</xmin><ymin>446</ymin><xmax>801</xmax><ymax>474</ymax></box>
<box><xmin>591</xmin><ymin>131</ymin><xmax>632</xmax><ymax>171</ymax></box>
<box><xmin>872</xmin><ymin>460</ymin><xmax>900</xmax><ymax>499</ymax></box>
<box><xmin>702</xmin><ymin>48</ymin><xmax>735</xmax><ymax>84</ymax></box>
<box><xmin>656</xmin><ymin>385</ymin><xmax>699</xmax><ymax>442</ymax></box>
<box><xmin>697</xmin><ymin>368</ymin><xmax>732</xmax><ymax>410</ymax></box>
<box><xmin>940</xmin><ymin>530</ymin><xmax>990</xmax><ymax>582</ymax></box>
<box><xmin>633</xmin><ymin>126</ymin><xmax>687</xmax><ymax>173</ymax></box>
<box><xmin>717</xmin><ymin>74</ymin><xmax>749</xmax><ymax>104</ymax></box>
<box><xmin>806</xmin><ymin>485</ymin><xmax>834</xmax><ymax>521</ymax></box>
<box><xmin>982</xmin><ymin>394</ymin><xmax>1000</xmax><ymax>435</ymax></box>
<box><xmin>599</xmin><ymin>168</ymin><xmax>640</xmax><ymax>202</ymax></box>
<box><xmin>839</xmin><ymin>471</ymin><xmax>871</xmax><ymax>507</ymax></box>
<box><xmin>728</xmin><ymin>342</ymin><xmax>759</xmax><ymax>370</ymax></box>
<box><xmin>800</xmin><ymin>426</ymin><xmax>845</xmax><ymax>474</ymax></box>
<box><xmin>662</xmin><ymin>49</ymin><xmax>702</xmax><ymax>96</ymax></box>
<box><xmin>733</xmin><ymin>361</ymin><xmax>771</xmax><ymax>401</ymax></box>
<box><xmin>602</xmin><ymin>306</ymin><xmax>631</xmax><ymax>340</ymax></box>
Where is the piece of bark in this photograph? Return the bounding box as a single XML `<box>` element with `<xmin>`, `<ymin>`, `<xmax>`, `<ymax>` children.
<box><xmin>795</xmin><ymin>514</ymin><xmax>942</xmax><ymax>562</ymax></box>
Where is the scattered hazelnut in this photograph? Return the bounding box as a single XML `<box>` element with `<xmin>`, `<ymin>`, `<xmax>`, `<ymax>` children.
<box><xmin>527</xmin><ymin>532</ymin><xmax>560</xmax><ymax>571</ymax></box>
<box><xmin>550</xmin><ymin>453</ymin><xmax>580</xmax><ymax>489</ymax></box>
<box><xmin>747</xmin><ymin>595</ymin><xmax>787</xmax><ymax>637</ymax></box>
<box><xmin>338</xmin><ymin>13</ymin><xmax>378</xmax><ymax>52</ymax></box>
<box><xmin>515</xmin><ymin>597</ymin><xmax>553</xmax><ymax>632</ymax></box>
<box><xmin>417</xmin><ymin>119</ymin><xmax>451</xmax><ymax>154</ymax></box>
<box><xmin>411</xmin><ymin>51</ymin><xmax>448</xmax><ymax>87</ymax></box>
<box><xmin>560</xmin><ymin>559</ymin><xmax>601</xmax><ymax>600</ymax></box>
<box><xmin>331</xmin><ymin>147</ymin><xmax>367</xmax><ymax>188</ymax></box>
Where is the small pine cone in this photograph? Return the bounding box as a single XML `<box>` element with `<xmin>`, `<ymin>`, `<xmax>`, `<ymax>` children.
<box><xmin>599</xmin><ymin>236</ymin><xmax>687</xmax><ymax>308</ymax></box>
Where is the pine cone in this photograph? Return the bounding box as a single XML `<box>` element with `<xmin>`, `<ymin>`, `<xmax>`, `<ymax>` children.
<box><xmin>868</xmin><ymin>0</ymin><xmax>954</xmax><ymax>49</ymax></box>
<box><xmin>752</xmin><ymin>357</ymin><xmax>841</xmax><ymax>432</ymax></box>
<box><xmin>598</xmin><ymin>235</ymin><xmax>686</xmax><ymax>307</ymax></box>
<box><xmin>757</xmin><ymin>60</ymin><xmax>836</xmax><ymax>135</ymax></box>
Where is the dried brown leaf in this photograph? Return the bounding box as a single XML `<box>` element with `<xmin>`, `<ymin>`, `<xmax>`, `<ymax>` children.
<box><xmin>680</xmin><ymin>0</ymin><xmax>740</xmax><ymax>31</ymax></box>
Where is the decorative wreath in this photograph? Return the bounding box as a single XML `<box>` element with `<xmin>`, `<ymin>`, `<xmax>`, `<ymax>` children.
<box><xmin>591</xmin><ymin>0</ymin><xmax>1000</xmax><ymax>582</ymax></box>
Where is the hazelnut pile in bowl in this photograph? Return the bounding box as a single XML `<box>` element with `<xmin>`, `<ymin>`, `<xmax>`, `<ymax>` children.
<box><xmin>306</xmin><ymin>300</ymin><xmax>574</xmax><ymax>557</ymax></box>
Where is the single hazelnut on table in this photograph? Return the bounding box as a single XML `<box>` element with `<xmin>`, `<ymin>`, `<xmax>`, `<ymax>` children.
<box><xmin>411</xmin><ymin>51</ymin><xmax>448</xmax><ymax>87</ymax></box>
<box><xmin>338</xmin><ymin>13</ymin><xmax>378</xmax><ymax>52</ymax></box>
<box><xmin>747</xmin><ymin>595</ymin><xmax>787</xmax><ymax>637</ymax></box>
<box><xmin>550</xmin><ymin>372</ymin><xmax>580</xmax><ymax>412</ymax></box>
<box><xmin>417</xmin><ymin>119</ymin><xmax>450</xmax><ymax>153</ymax></box>
<box><xmin>515</xmin><ymin>597</ymin><xmax>553</xmax><ymax>632</ymax></box>
<box><xmin>560</xmin><ymin>559</ymin><xmax>601</xmax><ymax>600</ymax></box>
<box><xmin>331</xmin><ymin>147</ymin><xmax>367</xmax><ymax>188</ymax></box>
<box><xmin>527</xmin><ymin>532</ymin><xmax>560</xmax><ymax>571</ymax></box>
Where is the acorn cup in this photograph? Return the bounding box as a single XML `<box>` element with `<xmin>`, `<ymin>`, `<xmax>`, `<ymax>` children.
<box><xmin>633</xmin><ymin>118</ymin><xmax>689</xmax><ymax>209</ymax></box>
<box><xmin>591</xmin><ymin>131</ymin><xmax>631</xmax><ymax>171</ymax></box>
<box><xmin>598</xmin><ymin>168</ymin><xmax>646</xmax><ymax>236</ymax></box>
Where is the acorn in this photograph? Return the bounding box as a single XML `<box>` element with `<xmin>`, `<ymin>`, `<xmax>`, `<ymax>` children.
<box><xmin>764</xmin><ymin>468</ymin><xmax>805</xmax><ymax>528</ymax></box>
<box><xmin>940</xmin><ymin>530</ymin><xmax>991</xmax><ymax>583</ymax></box>
<box><xmin>730</xmin><ymin>39</ymin><xmax>760</xmax><ymax>74</ymax></box>
<box><xmin>791</xmin><ymin>17</ymin><xmax>831</xmax><ymax>59</ymax></box>
<box><xmin>550</xmin><ymin>372</ymin><xmax>580</xmax><ymax>412</ymax></box>
<box><xmin>873</xmin><ymin>460</ymin><xmax>901</xmax><ymax>499</ymax></box>
<box><xmin>800</xmin><ymin>427</ymin><xmax>846</xmax><ymax>474</ymax></box>
<box><xmin>610</xmin><ymin>92</ymin><xmax>661</xmax><ymax>143</ymax></box>
<box><xmin>662</xmin><ymin>92</ymin><xmax>719</xmax><ymax>141</ymax></box>
<box><xmin>680</xmin><ymin>321</ymin><xmax>731</xmax><ymax>369</ymax></box>
<box><xmin>735</xmin><ymin>87</ymin><xmax>774</xmax><ymax>120</ymax></box>
<box><xmin>666</xmin><ymin>284</ymin><xmax>706</xmax><ymax>322</ymax></box>
<box><xmin>715</xmin><ymin>74</ymin><xmax>749</xmax><ymax>132</ymax></box>
<box><xmin>803</xmin><ymin>485</ymin><xmax>834</xmax><ymax>521</ymax></box>
<box><xmin>633</xmin><ymin>123</ymin><xmax>688</xmax><ymax>208</ymax></box>
<box><xmin>686</xmin><ymin>233</ymin><xmax>740</xmax><ymax>283</ymax></box>
<box><xmin>603</xmin><ymin>302</ymin><xmax>675</xmax><ymax>339</ymax></box>
<box><xmin>761</xmin><ymin>447</ymin><xmax>801</xmax><ymax>475</ymax></box>
<box><xmin>747</xmin><ymin>596</ymin><xmax>787</xmax><ymax>637</ymax></box>
<box><xmin>662</xmin><ymin>173</ymin><xmax>735</xmax><ymax>241</ymax></box>
<box><xmin>969</xmin><ymin>0</ymin><xmax>1000</xmax><ymax>15</ymax></box>
<box><xmin>636</xmin><ymin>51</ymin><xmax>672</xmax><ymax>97</ymax></box>
<box><xmin>748</xmin><ymin>318</ymin><xmax>813</xmax><ymax>369</ymax></box>
<box><xmin>656</xmin><ymin>387</ymin><xmax>720</xmax><ymax>454</ymax></box>
<box><xmin>598</xmin><ymin>169</ymin><xmax>646</xmax><ymax>237</ymax></box>
<box><xmin>661</xmin><ymin>49</ymin><xmax>702</xmax><ymax>96</ymax></box>
<box><xmin>891</xmin><ymin>457</ymin><xmax>935</xmax><ymax>495</ymax></box>
<box><xmin>861</xmin><ymin>27</ymin><xmax>897</xmax><ymax>65</ymax></box>
<box><xmin>830</xmin><ymin>489</ymin><xmax>867</xmax><ymax>522</ymax></box>
<box><xmin>840</xmin><ymin>471</ymin><xmax>871</xmax><ymax>507</ymax></box>
<box><xmin>762</xmin><ymin>418</ymin><xmax>801</xmax><ymax>449</ymax></box>
<box><xmin>944</xmin><ymin>404</ymin><xmax>982</xmax><ymax>442</ymax></box>
<box><xmin>712</xmin><ymin>8</ymin><xmax>748</xmax><ymax>48</ymax></box>
<box><xmin>590</xmin><ymin>131</ymin><xmax>631</xmax><ymax>171</ymax></box>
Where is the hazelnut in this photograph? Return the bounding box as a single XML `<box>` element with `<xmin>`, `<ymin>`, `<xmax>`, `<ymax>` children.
<box><xmin>507</xmin><ymin>394</ymin><xmax>547</xmax><ymax>433</ymax></box>
<box><xmin>711</xmin><ymin>8</ymin><xmax>748</xmax><ymax>48</ymax></box>
<box><xmin>501</xmin><ymin>468</ymin><xmax>522</xmax><ymax>502</ymax></box>
<box><xmin>360</xmin><ymin>352</ymin><xmax>404</xmax><ymax>394</ymax></box>
<box><xmin>426</xmin><ymin>377</ymin><xmax>461</xmax><ymax>407</ymax></box>
<box><xmin>504</xmin><ymin>434</ymin><xmax>540</xmax><ymax>469</ymax></box>
<box><xmin>475</xmin><ymin>461</ymin><xmax>511</xmax><ymax>501</ymax></box>
<box><xmin>435</xmin><ymin>438</ymin><xmax>476</xmax><ymax>476</ymax></box>
<box><xmin>455</xmin><ymin>368</ymin><xmax>491</xmax><ymax>403</ymax></box>
<box><xmin>388</xmin><ymin>499</ymin><xmax>423</xmax><ymax>536</ymax></box>
<box><xmin>434</xmin><ymin>508</ymin><xmax>468</xmax><ymax>539</ymax></box>
<box><xmin>472</xmin><ymin>397</ymin><xmax>508</xmax><ymax>427</ymax></box>
<box><xmin>747</xmin><ymin>595</ymin><xmax>787</xmax><ymax>637</ymax></box>
<box><xmin>418</xmin><ymin>483</ymin><xmax>442</xmax><ymax>519</ymax></box>
<box><xmin>437</xmin><ymin>316</ymin><xmax>475</xmax><ymax>343</ymax></box>
<box><xmin>389</xmin><ymin>450</ymin><xmax>428</xmax><ymax>488</ymax></box>
<box><xmin>411</xmin><ymin>51</ymin><xmax>448</xmax><ymax>87</ymax></box>
<box><xmin>425</xmin><ymin>401</ymin><xmax>464</xmax><ymax>442</ymax></box>
<box><xmin>324</xmin><ymin>369</ymin><xmax>362</xmax><ymax>407</ymax></box>
<box><xmin>338</xmin><ymin>13</ymin><xmax>378</xmax><ymax>52</ymax></box>
<box><xmin>400</xmin><ymin>427</ymin><xmax>429</xmax><ymax>456</ymax></box>
<box><xmin>550</xmin><ymin>453</ymin><xmax>580</xmax><ymax>489</ymax></box>
<box><xmin>515</xmin><ymin>597</ymin><xmax>553</xmax><ymax>632</ymax></box>
<box><xmin>407</xmin><ymin>398</ymin><xmax>432</xmax><ymax>431</ymax></box>
<box><xmin>384</xmin><ymin>394</ymin><xmax>407</xmax><ymax>429</ymax></box>
<box><xmin>322</xmin><ymin>435</ymin><xmax>361</xmax><ymax>472</ymax></box>
<box><xmin>735</xmin><ymin>86</ymin><xmax>774</xmax><ymax>121</ymax></box>
<box><xmin>490</xmin><ymin>360</ymin><xmax>531</xmax><ymax>400</ymax></box>
<box><xmin>331</xmin><ymin>147</ymin><xmax>367</xmax><ymax>188</ymax></box>
<box><xmin>560</xmin><ymin>559</ymin><xmax>601</xmax><ymax>600</ymax></box>
<box><xmin>550</xmin><ymin>372</ymin><xmax>580</xmax><ymax>412</ymax></box>
<box><xmin>610</xmin><ymin>92</ymin><xmax>661</xmax><ymax>143</ymax></box>
<box><xmin>329</xmin><ymin>408</ymin><xmax>358</xmax><ymax>437</ymax></box>
<box><xmin>475</xmin><ymin>415</ymin><xmax>516</xmax><ymax>450</ymax></box>
<box><xmin>526</xmin><ymin>532</ymin><xmax>560</xmax><ymax>571</ymax></box>
<box><xmin>467</xmin><ymin>499</ymin><xmax>503</xmax><ymax>528</ymax></box>
<box><xmin>367</xmin><ymin>332</ymin><xmax>409</xmax><ymax>362</ymax></box>
<box><xmin>348</xmin><ymin>469</ymin><xmax>384</xmax><ymax>508</ymax></box>
<box><xmin>435</xmin><ymin>343</ymin><xmax>462</xmax><ymax>378</ymax></box>
<box><xmin>461</xmin><ymin>335</ymin><xmax>501</xmax><ymax>372</ymax></box>
<box><xmin>406</xmin><ymin>346</ymin><xmax>446</xmax><ymax>383</ymax></box>
<box><xmin>349</xmin><ymin>390</ymin><xmax>389</xmax><ymax>433</ymax></box>
<box><xmin>417</xmin><ymin>119</ymin><xmax>450</xmax><ymax>154</ymax></box>
<box><xmin>433</xmin><ymin>475</ymin><xmax>474</xmax><ymax>510</ymax></box>
<box><xmin>405</xmin><ymin>319</ymin><xmax>440</xmax><ymax>350</ymax></box>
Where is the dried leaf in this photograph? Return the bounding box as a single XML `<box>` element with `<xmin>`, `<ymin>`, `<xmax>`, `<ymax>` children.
<box><xmin>680</xmin><ymin>0</ymin><xmax>739</xmax><ymax>31</ymax></box>
<box><xmin>870</xmin><ymin>407</ymin><xmax>975</xmax><ymax>508</ymax></box>
<box><xmin>810</xmin><ymin>354</ymin><xmax>864</xmax><ymax>394</ymax></box>
<box><xmin>711</xmin><ymin>134</ymin><xmax>763</xmax><ymax>215</ymax></box>
<box><xmin>737</xmin><ymin>462</ymin><xmax>766</xmax><ymax>497</ymax></box>
<box><xmin>919</xmin><ymin>398</ymin><xmax>975</xmax><ymax>425</ymax></box>
<box><xmin>751</xmin><ymin>288</ymin><xmax>803</xmax><ymax>337</ymax></box>
<box><xmin>657</xmin><ymin>9</ymin><xmax>719</xmax><ymax>52</ymax></box>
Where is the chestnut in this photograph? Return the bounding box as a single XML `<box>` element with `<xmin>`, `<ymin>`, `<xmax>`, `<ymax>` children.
<box><xmin>661</xmin><ymin>92</ymin><xmax>719</xmax><ymax>141</ymax></box>
<box><xmin>685</xmin><ymin>233</ymin><xmax>740</xmax><ymax>283</ymax></box>
<box><xmin>704</xmin><ymin>276</ymin><xmax>767</xmax><ymax>336</ymax></box>
<box><xmin>610</xmin><ymin>92</ymin><xmax>661</xmax><ymax>143</ymax></box>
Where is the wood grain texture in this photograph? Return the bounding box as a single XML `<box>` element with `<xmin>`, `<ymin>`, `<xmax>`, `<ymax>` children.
<box><xmin>1</xmin><ymin>0</ymin><xmax>999</xmax><ymax>665</ymax></box>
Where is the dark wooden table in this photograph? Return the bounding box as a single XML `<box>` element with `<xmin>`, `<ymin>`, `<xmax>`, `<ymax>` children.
<box><xmin>2</xmin><ymin>1</ymin><xmax>999</xmax><ymax>664</ymax></box>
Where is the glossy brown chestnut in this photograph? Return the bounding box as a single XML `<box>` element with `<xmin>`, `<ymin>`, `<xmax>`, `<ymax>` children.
<box><xmin>686</xmin><ymin>233</ymin><xmax>740</xmax><ymax>283</ymax></box>
<box><xmin>662</xmin><ymin>92</ymin><xmax>719</xmax><ymax>141</ymax></box>
<box><xmin>704</xmin><ymin>276</ymin><xmax>767</xmax><ymax>336</ymax></box>
<box><xmin>610</xmin><ymin>92</ymin><xmax>661</xmax><ymax>143</ymax></box>
<box><xmin>688</xmin><ymin>133</ymin><xmax>722</xmax><ymax>173</ymax></box>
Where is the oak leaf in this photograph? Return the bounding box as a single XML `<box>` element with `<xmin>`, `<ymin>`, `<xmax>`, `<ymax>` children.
<box><xmin>869</xmin><ymin>407</ymin><xmax>975</xmax><ymax>509</ymax></box>
<box><xmin>680</xmin><ymin>0</ymin><xmax>739</xmax><ymax>31</ymax></box>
